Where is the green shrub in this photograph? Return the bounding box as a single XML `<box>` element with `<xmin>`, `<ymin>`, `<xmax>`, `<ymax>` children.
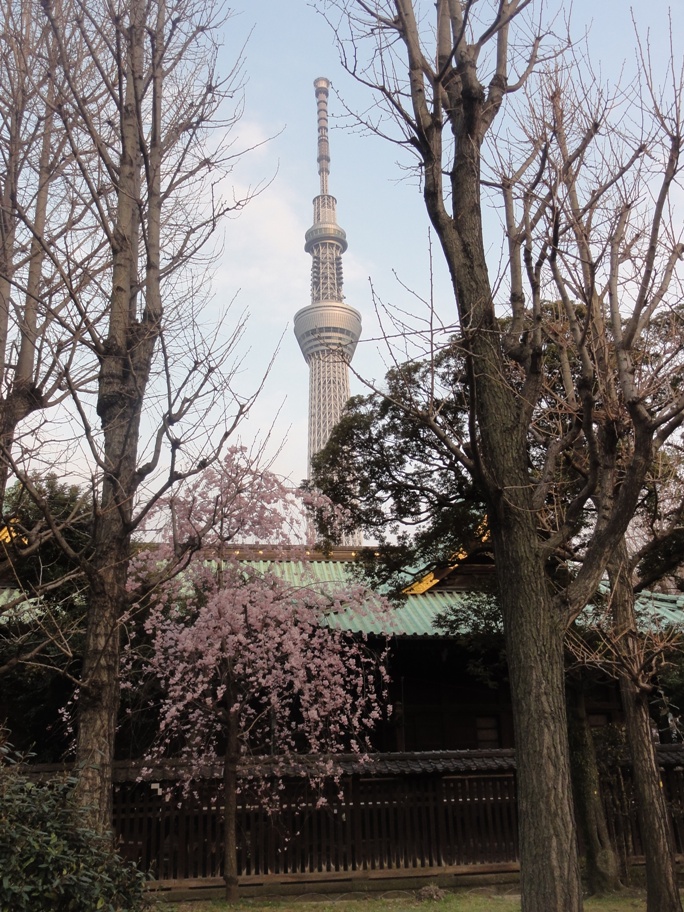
<box><xmin>0</xmin><ymin>745</ymin><xmax>147</xmax><ymax>912</ymax></box>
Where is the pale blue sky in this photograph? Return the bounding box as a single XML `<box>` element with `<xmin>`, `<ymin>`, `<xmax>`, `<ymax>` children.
<box><xmin>212</xmin><ymin>1</ymin><xmax>684</xmax><ymax>486</ymax></box>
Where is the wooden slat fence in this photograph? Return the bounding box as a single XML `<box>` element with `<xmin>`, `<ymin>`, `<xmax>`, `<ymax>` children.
<box><xmin>112</xmin><ymin>768</ymin><xmax>519</xmax><ymax>881</ymax></box>
<box><xmin>25</xmin><ymin>749</ymin><xmax>684</xmax><ymax>884</ymax></box>
<box><xmin>600</xmin><ymin>762</ymin><xmax>684</xmax><ymax>862</ymax></box>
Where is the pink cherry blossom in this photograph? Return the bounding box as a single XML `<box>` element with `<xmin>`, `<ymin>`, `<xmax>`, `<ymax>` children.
<box><xmin>125</xmin><ymin>450</ymin><xmax>390</xmax><ymax>900</ymax></box>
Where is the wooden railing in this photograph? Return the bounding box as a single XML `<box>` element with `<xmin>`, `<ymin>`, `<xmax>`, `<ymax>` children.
<box><xmin>112</xmin><ymin>765</ymin><xmax>519</xmax><ymax>881</ymax></box>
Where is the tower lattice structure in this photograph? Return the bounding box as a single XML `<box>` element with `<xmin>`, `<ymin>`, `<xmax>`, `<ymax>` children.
<box><xmin>294</xmin><ymin>78</ymin><xmax>362</xmax><ymax>481</ymax></box>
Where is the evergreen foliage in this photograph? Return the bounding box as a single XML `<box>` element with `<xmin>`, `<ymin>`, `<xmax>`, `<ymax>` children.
<box><xmin>0</xmin><ymin>743</ymin><xmax>147</xmax><ymax>912</ymax></box>
<box><xmin>0</xmin><ymin>476</ymin><xmax>91</xmax><ymax>760</ymax></box>
<box><xmin>310</xmin><ymin>348</ymin><xmax>486</xmax><ymax>596</ymax></box>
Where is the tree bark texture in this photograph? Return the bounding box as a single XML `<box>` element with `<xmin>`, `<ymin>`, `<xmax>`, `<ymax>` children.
<box><xmin>223</xmin><ymin>709</ymin><xmax>239</xmax><ymax>904</ymax></box>
<box><xmin>610</xmin><ymin>542</ymin><xmax>682</xmax><ymax>912</ymax></box>
<box><xmin>567</xmin><ymin>677</ymin><xmax>622</xmax><ymax>894</ymax></box>
<box><xmin>74</xmin><ymin>560</ymin><xmax>126</xmax><ymax>830</ymax></box>
<box><xmin>489</xmin><ymin>515</ymin><xmax>583</xmax><ymax>912</ymax></box>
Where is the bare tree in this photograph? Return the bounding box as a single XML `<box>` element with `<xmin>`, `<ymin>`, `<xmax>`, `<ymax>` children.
<box><xmin>0</xmin><ymin>2</ymin><xmax>104</xmax><ymax>691</ymax></box>
<box><xmin>566</xmin><ymin>526</ymin><xmax>684</xmax><ymax>906</ymax></box>
<box><xmin>322</xmin><ymin>3</ymin><xmax>684</xmax><ymax>910</ymax></box>
<box><xmin>0</xmin><ymin>0</ymin><xmax>262</xmax><ymax>830</ymax></box>
<box><xmin>611</xmin><ymin>440</ymin><xmax>684</xmax><ymax>891</ymax></box>
<box><xmin>0</xmin><ymin>3</ymin><xmax>82</xmax><ymax>503</ymax></box>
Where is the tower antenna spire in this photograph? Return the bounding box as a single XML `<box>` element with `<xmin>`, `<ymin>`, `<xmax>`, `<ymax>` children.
<box><xmin>315</xmin><ymin>77</ymin><xmax>330</xmax><ymax>196</ymax></box>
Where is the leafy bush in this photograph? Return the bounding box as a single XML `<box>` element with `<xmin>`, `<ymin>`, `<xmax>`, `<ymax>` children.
<box><xmin>0</xmin><ymin>745</ymin><xmax>147</xmax><ymax>912</ymax></box>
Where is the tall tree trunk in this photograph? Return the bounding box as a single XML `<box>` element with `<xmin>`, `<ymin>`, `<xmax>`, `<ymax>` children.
<box><xmin>490</xmin><ymin>514</ymin><xmax>583</xmax><ymax>912</ymax></box>
<box><xmin>74</xmin><ymin>562</ymin><xmax>125</xmax><ymax>830</ymax></box>
<box><xmin>567</xmin><ymin>676</ymin><xmax>622</xmax><ymax>894</ymax></box>
<box><xmin>610</xmin><ymin>540</ymin><xmax>682</xmax><ymax>912</ymax></box>
<box><xmin>72</xmin><ymin>0</ymin><xmax>160</xmax><ymax>831</ymax></box>
<box><xmin>74</xmin><ymin>357</ymin><xmax>149</xmax><ymax>830</ymax></box>
<box><xmin>223</xmin><ymin>708</ymin><xmax>239</xmax><ymax>903</ymax></box>
<box><xmin>427</xmin><ymin>79</ymin><xmax>583</xmax><ymax>909</ymax></box>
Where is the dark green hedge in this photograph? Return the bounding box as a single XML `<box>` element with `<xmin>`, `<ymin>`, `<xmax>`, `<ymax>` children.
<box><xmin>0</xmin><ymin>746</ymin><xmax>147</xmax><ymax>912</ymax></box>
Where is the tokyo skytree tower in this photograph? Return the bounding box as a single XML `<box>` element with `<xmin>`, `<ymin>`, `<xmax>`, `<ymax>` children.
<box><xmin>294</xmin><ymin>78</ymin><xmax>362</xmax><ymax>479</ymax></box>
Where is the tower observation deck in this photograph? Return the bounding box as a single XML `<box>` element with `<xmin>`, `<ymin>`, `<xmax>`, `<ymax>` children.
<box><xmin>294</xmin><ymin>78</ymin><xmax>362</xmax><ymax>478</ymax></box>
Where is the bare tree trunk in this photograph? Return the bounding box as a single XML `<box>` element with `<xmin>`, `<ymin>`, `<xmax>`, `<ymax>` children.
<box><xmin>610</xmin><ymin>540</ymin><xmax>682</xmax><ymax>912</ymax></box>
<box><xmin>74</xmin><ymin>565</ymin><xmax>125</xmax><ymax>829</ymax></box>
<box><xmin>430</xmin><ymin>59</ymin><xmax>583</xmax><ymax>910</ymax></box>
<box><xmin>70</xmin><ymin>0</ymin><xmax>159</xmax><ymax>828</ymax></box>
<box><xmin>567</xmin><ymin>676</ymin><xmax>622</xmax><ymax>894</ymax></box>
<box><xmin>223</xmin><ymin>708</ymin><xmax>239</xmax><ymax>904</ymax></box>
<box><xmin>490</xmin><ymin>516</ymin><xmax>583</xmax><ymax>912</ymax></box>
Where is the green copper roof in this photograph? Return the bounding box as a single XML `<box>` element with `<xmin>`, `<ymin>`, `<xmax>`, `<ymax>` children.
<box><xmin>242</xmin><ymin>558</ymin><xmax>464</xmax><ymax>636</ymax></box>
<box><xmin>635</xmin><ymin>591</ymin><xmax>684</xmax><ymax>627</ymax></box>
<box><xmin>322</xmin><ymin>590</ymin><xmax>466</xmax><ymax>637</ymax></box>
<box><xmin>242</xmin><ymin>559</ymin><xmax>455</xmax><ymax>635</ymax></box>
<box><xmin>242</xmin><ymin>559</ymin><xmax>684</xmax><ymax>638</ymax></box>
<box><xmin>243</xmin><ymin>559</ymin><xmax>353</xmax><ymax>587</ymax></box>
